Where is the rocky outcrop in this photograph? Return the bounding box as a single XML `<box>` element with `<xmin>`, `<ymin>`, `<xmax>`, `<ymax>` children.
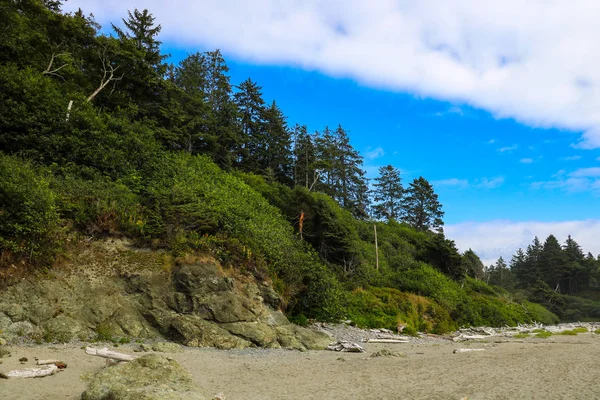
<box><xmin>0</xmin><ymin>239</ymin><xmax>331</xmax><ymax>350</ymax></box>
<box><xmin>81</xmin><ymin>354</ymin><xmax>204</xmax><ymax>400</ymax></box>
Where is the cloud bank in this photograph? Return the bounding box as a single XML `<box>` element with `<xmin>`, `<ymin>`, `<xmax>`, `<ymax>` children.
<box><xmin>67</xmin><ymin>0</ymin><xmax>600</xmax><ymax>148</ymax></box>
<box><xmin>446</xmin><ymin>219</ymin><xmax>600</xmax><ymax>266</ymax></box>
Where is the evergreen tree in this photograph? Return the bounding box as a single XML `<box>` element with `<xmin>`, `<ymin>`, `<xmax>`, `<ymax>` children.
<box><xmin>261</xmin><ymin>101</ymin><xmax>293</xmax><ymax>184</ymax></box>
<box><xmin>462</xmin><ymin>249</ymin><xmax>485</xmax><ymax>280</ymax></box>
<box><xmin>510</xmin><ymin>248</ymin><xmax>527</xmax><ymax>288</ymax></box>
<box><xmin>372</xmin><ymin>165</ymin><xmax>403</xmax><ymax>221</ymax></box>
<box><xmin>562</xmin><ymin>235</ymin><xmax>586</xmax><ymax>294</ymax></box>
<box><xmin>234</xmin><ymin>78</ymin><xmax>265</xmax><ymax>170</ymax></box>
<box><xmin>292</xmin><ymin>124</ymin><xmax>318</xmax><ymax>189</ymax></box>
<box><xmin>402</xmin><ymin>177</ymin><xmax>444</xmax><ymax>232</ymax></box>
<box><xmin>487</xmin><ymin>256</ymin><xmax>513</xmax><ymax>289</ymax></box>
<box><xmin>112</xmin><ymin>9</ymin><xmax>167</xmax><ymax>70</ymax></box>
<box><xmin>540</xmin><ymin>234</ymin><xmax>566</xmax><ymax>291</ymax></box>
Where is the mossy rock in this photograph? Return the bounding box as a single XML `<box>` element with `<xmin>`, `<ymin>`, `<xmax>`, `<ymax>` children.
<box><xmin>81</xmin><ymin>354</ymin><xmax>205</xmax><ymax>400</ymax></box>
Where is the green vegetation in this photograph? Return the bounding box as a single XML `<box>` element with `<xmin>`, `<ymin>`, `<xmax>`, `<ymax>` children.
<box><xmin>514</xmin><ymin>333</ymin><xmax>530</xmax><ymax>339</ymax></box>
<box><xmin>559</xmin><ymin>330</ymin><xmax>578</xmax><ymax>336</ymax></box>
<box><xmin>594</xmin><ymin>329</ymin><xmax>600</xmax><ymax>334</ymax></box>
<box><xmin>0</xmin><ymin>1</ymin><xmax>564</xmax><ymax>332</ymax></box>
<box><xmin>572</xmin><ymin>327</ymin><xmax>588</xmax><ymax>333</ymax></box>
<box><xmin>535</xmin><ymin>331</ymin><xmax>552</xmax><ymax>338</ymax></box>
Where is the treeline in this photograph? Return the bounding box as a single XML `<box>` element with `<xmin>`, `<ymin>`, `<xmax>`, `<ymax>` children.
<box><xmin>485</xmin><ymin>236</ymin><xmax>600</xmax><ymax>320</ymax></box>
<box><xmin>0</xmin><ymin>1</ymin><xmax>443</xmax><ymax>231</ymax></box>
<box><xmin>0</xmin><ymin>1</ymin><xmax>565</xmax><ymax>331</ymax></box>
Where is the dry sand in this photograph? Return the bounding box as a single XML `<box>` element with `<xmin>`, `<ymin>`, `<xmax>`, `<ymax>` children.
<box><xmin>2</xmin><ymin>334</ymin><xmax>600</xmax><ymax>399</ymax></box>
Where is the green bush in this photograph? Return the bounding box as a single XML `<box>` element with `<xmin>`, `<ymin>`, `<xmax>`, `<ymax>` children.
<box><xmin>55</xmin><ymin>174</ymin><xmax>144</xmax><ymax>236</ymax></box>
<box><xmin>0</xmin><ymin>155</ymin><xmax>61</xmax><ymax>266</ymax></box>
<box><xmin>345</xmin><ymin>287</ymin><xmax>456</xmax><ymax>334</ymax></box>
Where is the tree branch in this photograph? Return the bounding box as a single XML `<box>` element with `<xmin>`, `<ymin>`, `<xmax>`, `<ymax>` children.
<box><xmin>87</xmin><ymin>51</ymin><xmax>123</xmax><ymax>102</ymax></box>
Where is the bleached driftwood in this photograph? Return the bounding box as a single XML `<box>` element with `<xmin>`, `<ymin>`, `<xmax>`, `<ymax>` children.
<box><xmin>453</xmin><ymin>335</ymin><xmax>488</xmax><ymax>342</ymax></box>
<box><xmin>366</xmin><ymin>339</ymin><xmax>409</xmax><ymax>344</ymax></box>
<box><xmin>327</xmin><ymin>341</ymin><xmax>365</xmax><ymax>353</ymax></box>
<box><xmin>36</xmin><ymin>360</ymin><xmax>67</xmax><ymax>369</ymax></box>
<box><xmin>0</xmin><ymin>364</ymin><xmax>58</xmax><ymax>379</ymax></box>
<box><xmin>453</xmin><ymin>348</ymin><xmax>485</xmax><ymax>354</ymax></box>
<box><xmin>85</xmin><ymin>347</ymin><xmax>136</xmax><ymax>362</ymax></box>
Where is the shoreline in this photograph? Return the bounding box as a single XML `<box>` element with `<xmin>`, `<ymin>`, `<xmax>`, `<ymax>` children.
<box><xmin>2</xmin><ymin>323</ymin><xmax>600</xmax><ymax>399</ymax></box>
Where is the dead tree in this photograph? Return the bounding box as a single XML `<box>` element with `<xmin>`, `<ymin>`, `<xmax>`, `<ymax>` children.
<box><xmin>42</xmin><ymin>42</ymin><xmax>69</xmax><ymax>80</ymax></box>
<box><xmin>87</xmin><ymin>51</ymin><xmax>123</xmax><ymax>102</ymax></box>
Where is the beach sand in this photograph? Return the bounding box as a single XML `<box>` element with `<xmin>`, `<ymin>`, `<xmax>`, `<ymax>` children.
<box><xmin>2</xmin><ymin>334</ymin><xmax>600</xmax><ymax>399</ymax></box>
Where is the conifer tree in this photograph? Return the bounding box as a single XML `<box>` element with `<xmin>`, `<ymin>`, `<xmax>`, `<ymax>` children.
<box><xmin>262</xmin><ymin>100</ymin><xmax>293</xmax><ymax>184</ymax></box>
<box><xmin>372</xmin><ymin>164</ymin><xmax>403</xmax><ymax>221</ymax></box>
<box><xmin>292</xmin><ymin>124</ymin><xmax>318</xmax><ymax>189</ymax></box>
<box><xmin>402</xmin><ymin>177</ymin><xmax>444</xmax><ymax>232</ymax></box>
<box><xmin>234</xmin><ymin>78</ymin><xmax>265</xmax><ymax>170</ymax></box>
<box><xmin>462</xmin><ymin>249</ymin><xmax>485</xmax><ymax>280</ymax></box>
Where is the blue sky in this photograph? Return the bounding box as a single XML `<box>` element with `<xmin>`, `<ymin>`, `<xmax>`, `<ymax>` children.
<box><xmin>67</xmin><ymin>0</ymin><xmax>600</xmax><ymax>264</ymax></box>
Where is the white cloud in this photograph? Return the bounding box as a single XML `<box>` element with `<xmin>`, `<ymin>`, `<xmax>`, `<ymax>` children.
<box><xmin>498</xmin><ymin>145</ymin><xmax>518</xmax><ymax>153</ymax></box>
<box><xmin>364</xmin><ymin>147</ymin><xmax>385</xmax><ymax>160</ymax></box>
<box><xmin>475</xmin><ymin>176</ymin><xmax>504</xmax><ymax>188</ymax></box>
<box><xmin>65</xmin><ymin>0</ymin><xmax>600</xmax><ymax>149</ymax></box>
<box><xmin>520</xmin><ymin>158</ymin><xmax>534</xmax><ymax>164</ymax></box>
<box><xmin>446</xmin><ymin>220</ymin><xmax>600</xmax><ymax>266</ymax></box>
<box><xmin>561</xmin><ymin>155</ymin><xmax>582</xmax><ymax>161</ymax></box>
<box><xmin>433</xmin><ymin>178</ymin><xmax>469</xmax><ymax>188</ymax></box>
<box><xmin>487</xmin><ymin>139</ymin><xmax>496</xmax><ymax>144</ymax></box>
<box><xmin>531</xmin><ymin>167</ymin><xmax>600</xmax><ymax>192</ymax></box>
<box><xmin>433</xmin><ymin>176</ymin><xmax>504</xmax><ymax>189</ymax></box>
<box><xmin>570</xmin><ymin>167</ymin><xmax>600</xmax><ymax>177</ymax></box>
<box><xmin>433</xmin><ymin>105</ymin><xmax>464</xmax><ymax>117</ymax></box>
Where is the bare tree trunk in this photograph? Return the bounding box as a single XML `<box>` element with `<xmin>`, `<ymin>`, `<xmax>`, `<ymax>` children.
<box><xmin>374</xmin><ymin>224</ymin><xmax>379</xmax><ymax>271</ymax></box>
<box><xmin>87</xmin><ymin>52</ymin><xmax>123</xmax><ymax>102</ymax></box>
<box><xmin>65</xmin><ymin>100</ymin><xmax>73</xmax><ymax>121</ymax></box>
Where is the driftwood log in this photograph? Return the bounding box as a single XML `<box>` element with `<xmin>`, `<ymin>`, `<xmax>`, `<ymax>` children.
<box><xmin>453</xmin><ymin>348</ymin><xmax>486</xmax><ymax>354</ymax></box>
<box><xmin>36</xmin><ymin>360</ymin><xmax>67</xmax><ymax>369</ymax></box>
<box><xmin>85</xmin><ymin>347</ymin><xmax>136</xmax><ymax>362</ymax></box>
<box><xmin>327</xmin><ymin>341</ymin><xmax>365</xmax><ymax>353</ymax></box>
<box><xmin>0</xmin><ymin>364</ymin><xmax>58</xmax><ymax>379</ymax></box>
<box><xmin>366</xmin><ymin>339</ymin><xmax>409</xmax><ymax>344</ymax></box>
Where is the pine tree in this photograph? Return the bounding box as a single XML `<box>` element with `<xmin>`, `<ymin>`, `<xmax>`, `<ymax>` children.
<box><xmin>112</xmin><ymin>9</ymin><xmax>167</xmax><ymax>70</ymax></box>
<box><xmin>262</xmin><ymin>101</ymin><xmax>293</xmax><ymax>184</ymax></box>
<box><xmin>292</xmin><ymin>124</ymin><xmax>318</xmax><ymax>189</ymax></box>
<box><xmin>540</xmin><ymin>234</ymin><xmax>566</xmax><ymax>291</ymax></box>
<box><xmin>234</xmin><ymin>78</ymin><xmax>265</xmax><ymax>170</ymax></box>
<box><xmin>562</xmin><ymin>235</ymin><xmax>587</xmax><ymax>294</ymax></box>
<box><xmin>487</xmin><ymin>256</ymin><xmax>513</xmax><ymax>288</ymax></box>
<box><xmin>402</xmin><ymin>177</ymin><xmax>444</xmax><ymax>232</ymax></box>
<box><xmin>462</xmin><ymin>249</ymin><xmax>485</xmax><ymax>280</ymax></box>
<box><xmin>510</xmin><ymin>248</ymin><xmax>527</xmax><ymax>288</ymax></box>
<box><xmin>372</xmin><ymin>165</ymin><xmax>403</xmax><ymax>221</ymax></box>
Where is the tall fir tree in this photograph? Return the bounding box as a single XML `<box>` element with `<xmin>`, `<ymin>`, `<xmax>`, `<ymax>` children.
<box><xmin>402</xmin><ymin>177</ymin><xmax>444</xmax><ymax>232</ymax></box>
<box><xmin>234</xmin><ymin>78</ymin><xmax>265</xmax><ymax>171</ymax></box>
<box><xmin>261</xmin><ymin>100</ymin><xmax>293</xmax><ymax>184</ymax></box>
<box><xmin>372</xmin><ymin>164</ymin><xmax>403</xmax><ymax>221</ymax></box>
<box><xmin>292</xmin><ymin>124</ymin><xmax>318</xmax><ymax>189</ymax></box>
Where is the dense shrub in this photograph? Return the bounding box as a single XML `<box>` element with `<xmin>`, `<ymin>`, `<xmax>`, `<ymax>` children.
<box><xmin>0</xmin><ymin>155</ymin><xmax>61</xmax><ymax>266</ymax></box>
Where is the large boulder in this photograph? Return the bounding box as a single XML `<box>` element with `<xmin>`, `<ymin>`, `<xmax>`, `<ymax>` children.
<box><xmin>81</xmin><ymin>354</ymin><xmax>205</xmax><ymax>400</ymax></box>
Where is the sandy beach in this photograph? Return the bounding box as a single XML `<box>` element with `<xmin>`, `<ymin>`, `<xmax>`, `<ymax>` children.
<box><xmin>2</xmin><ymin>332</ymin><xmax>600</xmax><ymax>400</ymax></box>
